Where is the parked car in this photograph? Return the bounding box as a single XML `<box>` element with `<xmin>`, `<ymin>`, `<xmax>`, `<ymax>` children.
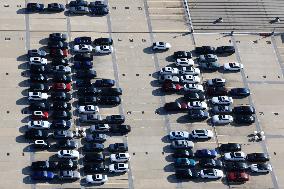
<box><xmin>188</xmin><ymin>110</ymin><xmax>209</xmax><ymax>120</ymax></box>
<box><xmin>84</xmin><ymin>163</ymin><xmax>107</xmax><ymax>173</ymax></box>
<box><xmin>53</xmin><ymin>74</ymin><xmax>72</xmax><ymax>83</ymax></box>
<box><xmin>83</xmin><ymin>143</ymin><xmax>104</xmax><ymax>152</ymax></box>
<box><xmin>173</xmin><ymin>51</ymin><xmax>192</xmax><ymax>59</ymax></box>
<box><xmin>190</xmin><ymin>129</ymin><xmax>213</xmax><ymax>139</ymax></box>
<box><xmin>69</xmin><ymin>0</ymin><xmax>88</xmax><ymax>7</ymax></box>
<box><xmin>74</xmin><ymin>44</ymin><xmax>93</xmax><ymax>53</ymax></box>
<box><xmin>80</xmin><ymin>114</ymin><xmax>103</xmax><ymax>123</ymax></box>
<box><xmin>216</xmin><ymin>46</ymin><xmax>235</xmax><ymax>54</ymax></box>
<box><xmin>233</xmin><ymin>106</ymin><xmax>255</xmax><ymax>115</ymax></box>
<box><xmin>53</xmin><ymin>65</ymin><xmax>71</xmax><ymax>74</ymax></box>
<box><xmin>169</xmin><ymin>131</ymin><xmax>190</xmax><ymax>140</ymax></box>
<box><xmin>52</xmin><ymin>58</ymin><xmax>69</xmax><ymax>66</ymax></box>
<box><xmin>30</xmin><ymin>57</ymin><xmax>47</xmax><ymax>65</ymax></box>
<box><xmin>224</xmin><ymin>162</ymin><xmax>249</xmax><ymax>171</ymax></box>
<box><xmin>227</xmin><ymin>171</ymin><xmax>249</xmax><ymax>182</ymax></box>
<box><xmin>47</xmin><ymin>3</ymin><xmax>65</xmax><ymax>12</ymax></box>
<box><xmin>78</xmin><ymin>105</ymin><xmax>99</xmax><ymax>114</ymax></box>
<box><xmin>246</xmin><ymin>153</ymin><xmax>270</xmax><ymax>162</ymax></box>
<box><xmin>49</xmin><ymin>33</ymin><xmax>67</xmax><ymax>41</ymax></box>
<box><xmin>85</xmin><ymin>133</ymin><xmax>107</xmax><ymax>143</ymax></box>
<box><xmin>206</xmin><ymin>87</ymin><xmax>228</xmax><ymax>96</ymax></box>
<box><xmin>199</xmin><ymin>62</ymin><xmax>220</xmax><ymax>71</ymax></box>
<box><xmin>206</xmin><ymin>78</ymin><xmax>226</xmax><ymax>87</ymax></box>
<box><xmin>211</xmin><ymin>96</ymin><xmax>233</xmax><ymax>105</ymax></box>
<box><xmin>28</xmin><ymin>49</ymin><xmax>47</xmax><ymax>58</ymax></box>
<box><xmin>51</xmin><ymin>102</ymin><xmax>72</xmax><ymax>111</ymax></box>
<box><xmin>28</xmin><ymin>121</ymin><xmax>50</xmax><ymax>130</ymax></box>
<box><xmin>74</xmin><ymin>53</ymin><xmax>93</xmax><ymax>61</ymax></box>
<box><xmin>57</xmin><ymin>150</ymin><xmax>80</xmax><ymax>159</ymax></box>
<box><xmin>179</xmin><ymin>67</ymin><xmax>200</xmax><ymax>75</ymax></box>
<box><xmin>229</xmin><ymin>88</ymin><xmax>250</xmax><ymax>97</ymax></box>
<box><xmin>175</xmin><ymin>168</ymin><xmax>199</xmax><ymax>179</ymax></box>
<box><xmin>109</xmin><ymin>163</ymin><xmax>129</xmax><ymax>173</ymax></box>
<box><xmin>105</xmin><ymin>115</ymin><xmax>125</xmax><ymax>124</ymax></box>
<box><xmin>69</xmin><ymin>6</ymin><xmax>89</xmax><ymax>14</ymax></box>
<box><xmin>56</xmin><ymin>140</ymin><xmax>78</xmax><ymax>149</ymax></box>
<box><xmin>183</xmin><ymin>84</ymin><xmax>204</xmax><ymax>92</ymax></box>
<box><xmin>58</xmin><ymin>170</ymin><xmax>80</xmax><ymax>180</ymax></box>
<box><xmin>29</xmin><ymin>102</ymin><xmax>50</xmax><ymax>111</ymax></box>
<box><xmin>86</xmin><ymin>174</ymin><xmax>108</xmax><ymax>184</ymax></box>
<box><xmin>187</xmin><ymin>101</ymin><xmax>207</xmax><ymax>110</ymax></box>
<box><xmin>74</xmin><ymin>36</ymin><xmax>92</xmax><ymax>45</ymax></box>
<box><xmin>31</xmin><ymin>161</ymin><xmax>57</xmax><ymax>171</ymax></box>
<box><xmin>164</xmin><ymin>102</ymin><xmax>188</xmax><ymax>111</ymax></box>
<box><xmin>199</xmin><ymin>159</ymin><xmax>223</xmax><ymax>169</ymax></box>
<box><xmin>30</xmin><ymin>83</ymin><xmax>50</xmax><ymax>92</ymax></box>
<box><xmin>219</xmin><ymin>143</ymin><xmax>241</xmax><ymax>152</ymax></box>
<box><xmin>195</xmin><ymin>149</ymin><xmax>217</xmax><ymax>158</ymax></box>
<box><xmin>52</xmin><ymin>120</ymin><xmax>72</xmax><ymax>130</ymax></box>
<box><xmin>74</xmin><ymin>61</ymin><xmax>93</xmax><ymax>69</ymax></box>
<box><xmin>108</xmin><ymin>143</ymin><xmax>128</xmax><ymax>152</ymax></box>
<box><xmin>95</xmin><ymin>45</ymin><xmax>113</xmax><ymax>54</ymax></box>
<box><xmin>184</xmin><ymin>92</ymin><xmax>205</xmax><ymax>101</ymax></box>
<box><xmin>199</xmin><ymin>54</ymin><xmax>218</xmax><ymax>63</ymax></box>
<box><xmin>84</xmin><ymin>153</ymin><xmax>105</xmax><ymax>163</ymax></box>
<box><xmin>92</xmin><ymin>79</ymin><xmax>115</xmax><ymax>87</ymax></box>
<box><xmin>52</xmin><ymin>83</ymin><xmax>72</xmax><ymax>92</ymax></box>
<box><xmin>52</xmin><ymin>111</ymin><xmax>72</xmax><ymax>120</ymax></box>
<box><xmin>152</xmin><ymin>42</ymin><xmax>171</xmax><ymax>50</ymax></box>
<box><xmin>211</xmin><ymin>106</ymin><xmax>232</xmax><ymax>115</ymax></box>
<box><xmin>175</xmin><ymin>158</ymin><xmax>196</xmax><ymax>168</ymax></box>
<box><xmin>224</xmin><ymin>152</ymin><xmax>246</xmax><ymax>161</ymax></box>
<box><xmin>212</xmin><ymin>115</ymin><xmax>233</xmax><ymax>125</ymax></box>
<box><xmin>109</xmin><ymin>125</ymin><xmax>131</xmax><ymax>134</ymax></box>
<box><xmin>200</xmin><ymin>169</ymin><xmax>223</xmax><ymax>179</ymax></box>
<box><xmin>250</xmin><ymin>163</ymin><xmax>272</xmax><ymax>173</ymax></box>
<box><xmin>25</xmin><ymin>130</ymin><xmax>48</xmax><ymax>140</ymax></box>
<box><xmin>223</xmin><ymin>62</ymin><xmax>243</xmax><ymax>71</ymax></box>
<box><xmin>53</xmin><ymin>130</ymin><xmax>74</xmax><ymax>139</ymax></box>
<box><xmin>57</xmin><ymin>159</ymin><xmax>78</xmax><ymax>170</ymax></box>
<box><xmin>26</xmin><ymin>3</ymin><xmax>44</xmax><ymax>12</ymax></box>
<box><xmin>175</xmin><ymin>58</ymin><xmax>194</xmax><ymax>67</ymax></box>
<box><xmin>30</xmin><ymin>65</ymin><xmax>49</xmax><ymax>74</ymax></box>
<box><xmin>31</xmin><ymin>171</ymin><xmax>55</xmax><ymax>180</ymax></box>
<box><xmin>173</xmin><ymin>149</ymin><xmax>194</xmax><ymax>158</ymax></box>
<box><xmin>28</xmin><ymin>92</ymin><xmax>48</xmax><ymax>101</ymax></box>
<box><xmin>33</xmin><ymin>140</ymin><xmax>50</xmax><ymax>150</ymax></box>
<box><xmin>96</xmin><ymin>96</ymin><xmax>121</xmax><ymax>105</ymax></box>
<box><xmin>234</xmin><ymin>115</ymin><xmax>255</xmax><ymax>124</ymax></box>
<box><xmin>162</xmin><ymin>82</ymin><xmax>183</xmax><ymax>92</ymax></box>
<box><xmin>76</xmin><ymin>70</ymin><xmax>97</xmax><ymax>79</ymax></box>
<box><xmin>93</xmin><ymin>37</ymin><xmax>113</xmax><ymax>46</ymax></box>
<box><xmin>51</xmin><ymin>92</ymin><xmax>72</xmax><ymax>101</ymax></box>
<box><xmin>171</xmin><ymin>140</ymin><xmax>194</xmax><ymax>149</ymax></box>
<box><xmin>195</xmin><ymin>46</ymin><xmax>216</xmax><ymax>54</ymax></box>
<box><xmin>50</xmin><ymin>49</ymin><xmax>68</xmax><ymax>58</ymax></box>
<box><xmin>48</xmin><ymin>41</ymin><xmax>69</xmax><ymax>49</ymax></box>
<box><xmin>32</xmin><ymin>111</ymin><xmax>49</xmax><ymax>120</ymax></box>
<box><xmin>110</xmin><ymin>153</ymin><xmax>130</xmax><ymax>163</ymax></box>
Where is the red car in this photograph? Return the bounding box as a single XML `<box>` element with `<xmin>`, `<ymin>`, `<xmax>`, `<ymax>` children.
<box><xmin>227</xmin><ymin>171</ymin><xmax>249</xmax><ymax>182</ymax></box>
<box><xmin>162</xmin><ymin>82</ymin><xmax>182</xmax><ymax>92</ymax></box>
<box><xmin>32</xmin><ymin>111</ymin><xmax>49</xmax><ymax>120</ymax></box>
<box><xmin>52</xmin><ymin>83</ymin><xmax>72</xmax><ymax>92</ymax></box>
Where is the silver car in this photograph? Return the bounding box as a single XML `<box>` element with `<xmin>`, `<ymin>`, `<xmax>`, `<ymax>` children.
<box><xmin>199</xmin><ymin>54</ymin><xmax>218</xmax><ymax>63</ymax></box>
<box><xmin>58</xmin><ymin>170</ymin><xmax>80</xmax><ymax>180</ymax></box>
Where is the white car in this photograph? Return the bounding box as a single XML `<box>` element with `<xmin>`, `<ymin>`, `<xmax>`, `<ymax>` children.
<box><xmin>212</xmin><ymin>115</ymin><xmax>233</xmax><ymax>124</ymax></box>
<box><xmin>250</xmin><ymin>163</ymin><xmax>272</xmax><ymax>173</ymax></box>
<box><xmin>191</xmin><ymin>129</ymin><xmax>213</xmax><ymax>139</ymax></box>
<box><xmin>223</xmin><ymin>62</ymin><xmax>243</xmax><ymax>71</ymax></box>
<box><xmin>169</xmin><ymin>131</ymin><xmax>190</xmax><ymax>140</ymax></box>
<box><xmin>29</xmin><ymin>57</ymin><xmax>48</xmax><ymax>65</ymax></box>
<box><xmin>109</xmin><ymin>163</ymin><xmax>129</xmax><ymax>173</ymax></box>
<box><xmin>95</xmin><ymin>45</ymin><xmax>113</xmax><ymax>54</ymax></box>
<box><xmin>90</xmin><ymin>124</ymin><xmax>110</xmax><ymax>133</ymax></box>
<box><xmin>159</xmin><ymin>75</ymin><xmax>180</xmax><ymax>83</ymax></box>
<box><xmin>86</xmin><ymin>174</ymin><xmax>108</xmax><ymax>184</ymax></box>
<box><xmin>152</xmin><ymin>42</ymin><xmax>171</xmax><ymax>50</ymax></box>
<box><xmin>57</xmin><ymin>150</ymin><xmax>80</xmax><ymax>159</ymax></box>
<box><xmin>211</xmin><ymin>96</ymin><xmax>233</xmax><ymax>105</ymax></box>
<box><xmin>73</xmin><ymin>44</ymin><xmax>93</xmax><ymax>53</ymax></box>
<box><xmin>159</xmin><ymin>67</ymin><xmax>179</xmax><ymax>75</ymax></box>
<box><xmin>179</xmin><ymin>67</ymin><xmax>200</xmax><ymax>75</ymax></box>
<box><xmin>224</xmin><ymin>152</ymin><xmax>246</xmax><ymax>161</ymax></box>
<box><xmin>78</xmin><ymin>105</ymin><xmax>99</xmax><ymax>114</ymax></box>
<box><xmin>110</xmin><ymin>153</ymin><xmax>131</xmax><ymax>163</ymax></box>
<box><xmin>200</xmin><ymin>169</ymin><xmax>223</xmax><ymax>179</ymax></box>
<box><xmin>53</xmin><ymin>65</ymin><xmax>72</xmax><ymax>74</ymax></box>
<box><xmin>180</xmin><ymin>75</ymin><xmax>200</xmax><ymax>84</ymax></box>
<box><xmin>28</xmin><ymin>121</ymin><xmax>50</xmax><ymax>130</ymax></box>
<box><xmin>199</xmin><ymin>54</ymin><xmax>218</xmax><ymax>63</ymax></box>
<box><xmin>28</xmin><ymin>92</ymin><xmax>48</xmax><ymax>101</ymax></box>
<box><xmin>187</xmin><ymin>101</ymin><xmax>208</xmax><ymax>110</ymax></box>
<box><xmin>183</xmin><ymin>84</ymin><xmax>204</xmax><ymax>92</ymax></box>
<box><xmin>171</xmin><ymin>140</ymin><xmax>194</xmax><ymax>149</ymax></box>
<box><xmin>175</xmin><ymin>58</ymin><xmax>194</xmax><ymax>67</ymax></box>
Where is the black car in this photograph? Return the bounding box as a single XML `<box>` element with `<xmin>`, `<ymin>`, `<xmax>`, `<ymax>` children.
<box><xmin>216</xmin><ymin>46</ymin><xmax>235</xmax><ymax>55</ymax></box>
<box><xmin>78</xmin><ymin>87</ymin><xmax>100</xmax><ymax>96</ymax></box>
<box><xmin>98</xmin><ymin>88</ymin><xmax>122</xmax><ymax>96</ymax></box>
<box><xmin>30</xmin><ymin>102</ymin><xmax>50</xmax><ymax>111</ymax></box>
<box><xmin>53</xmin><ymin>130</ymin><xmax>74</xmax><ymax>139</ymax></box>
<box><xmin>74</xmin><ymin>53</ymin><xmax>93</xmax><ymax>61</ymax></box>
<box><xmin>73</xmin><ymin>61</ymin><xmax>93</xmax><ymax>69</ymax></box>
<box><xmin>229</xmin><ymin>88</ymin><xmax>250</xmax><ymax>97</ymax></box>
<box><xmin>83</xmin><ymin>163</ymin><xmax>107</xmax><ymax>173</ymax></box>
<box><xmin>173</xmin><ymin>51</ymin><xmax>192</xmax><ymax>59</ymax></box>
<box><xmin>51</xmin><ymin>92</ymin><xmax>72</xmax><ymax>101</ymax></box>
<box><xmin>93</xmin><ymin>37</ymin><xmax>113</xmax><ymax>46</ymax></box>
<box><xmin>247</xmin><ymin>153</ymin><xmax>270</xmax><ymax>162</ymax></box>
<box><xmin>233</xmin><ymin>106</ymin><xmax>255</xmax><ymax>115</ymax></box>
<box><xmin>52</xmin><ymin>58</ymin><xmax>69</xmax><ymax>66</ymax></box>
<box><xmin>69</xmin><ymin>0</ymin><xmax>88</xmax><ymax>7</ymax></box>
<box><xmin>195</xmin><ymin>46</ymin><xmax>216</xmax><ymax>54</ymax></box>
<box><xmin>78</xmin><ymin>96</ymin><xmax>97</xmax><ymax>104</ymax></box>
<box><xmin>109</xmin><ymin>143</ymin><xmax>128</xmax><ymax>152</ymax></box>
<box><xmin>184</xmin><ymin>92</ymin><xmax>205</xmax><ymax>101</ymax></box>
<box><xmin>30</xmin><ymin>74</ymin><xmax>48</xmax><ymax>82</ymax></box>
<box><xmin>206</xmin><ymin>86</ymin><xmax>228</xmax><ymax>96</ymax></box>
<box><xmin>105</xmin><ymin>115</ymin><xmax>125</xmax><ymax>124</ymax></box>
<box><xmin>199</xmin><ymin>62</ymin><xmax>220</xmax><ymax>71</ymax></box>
<box><xmin>234</xmin><ymin>115</ymin><xmax>255</xmax><ymax>124</ymax></box>
<box><xmin>199</xmin><ymin>159</ymin><xmax>223</xmax><ymax>169</ymax></box>
<box><xmin>28</xmin><ymin>49</ymin><xmax>47</xmax><ymax>58</ymax></box>
<box><xmin>93</xmin><ymin>79</ymin><xmax>115</xmax><ymax>87</ymax></box>
<box><xmin>110</xmin><ymin>125</ymin><xmax>131</xmax><ymax>134</ymax></box>
<box><xmin>56</xmin><ymin>140</ymin><xmax>78</xmax><ymax>149</ymax></box>
<box><xmin>51</xmin><ymin>102</ymin><xmax>72</xmax><ymax>111</ymax></box>
<box><xmin>76</xmin><ymin>70</ymin><xmax>97</xmax><ymax>79</ymax></box>
<box><xmin>49</xmin><ymin>33</ymin><xmax>67</xmax><ymax>41</ymax></box>
<box><xmin>84</xmin><ymin>153</ymin><xmax>105</xmax><ymax>163</ymax></box>
<box><xmin>97</xmin><ymin>96</ymin><xmax>121</xmax><ymax>105</ymax></box>
<box><xmin>30</xmin><ymin>65</ymin><xmax>49</xmax><ymax>74</ymax></box>
<box><xmin>175</xmin><ymin>168</ymin><xmax>199</xmax><ymax>179</ymax></box>
<box><xmin>47</xmin><ymin>3</ymin><xmax>65</xmax><ymax>12</ymax></box>
<box><xmin>83</xmin><ymin>143</ymin><xmax>104</xmax><ymax>152</ymax></box>
<box><xmin>76</xmin><ymin>80</ymin><xmax>92</xmax><ymax>88</ymax></box>
<box><xmin>74</xmin><ymin>36</ymin><xmax>92</xmax><ymax>45</ymax></box>
<box><xmin>224</xmin><ymin>162</ymin><xmax>248</xmax><ymax>171</ymax></box>
<box><xmin>211</xmin><ymin>106</ymin><xmax>233</xmax><ymax>115</ymax></box>
<box><xmin>30</xmin><ymin>83</ymin><xmax>50</xmax><ymax>92</ymax></box>
<box><xmin>26</xmin><ymin>3</ymin><xmax>44</xmax><ymax>12</ymax></box>
<box><xmin>57</xmin><ymin>160</ymin><xmax>78</xmax><ymax>170</ymax></box>
<box><xmin>188</xmin><ymin>110</ymin><xmax>209</xmax><ymax>120</ymax></box>
<box><xmin>173</xmin><ymin>149</ymin><xmax>194</xmax><ymax>158</ymax></box>
<box><xmin>52</xmin><ymin>120</ymin><xmax>72</xmax><ymax>130</ymax></box>
<box><xmin>89</xmin><ymin>6</ymin><xmax>109</xmax><ymax>15</ymax></box>
<box><xmin>25</xmin><ymin>130</ymin><xmax>49</xmax><ymax>140</ymax></box>
<box><xmin>164</xmin><ymin>102</ymin><xmax>187</xmax><ymax>111</ymax></box>
<box><xmin>53</xmin><ymin>74</ymin><xmax>72</xmax><ymax>83</ymax></box>
<box><xmin>89</xmin><ymin>1</ymin><xmax>107</xmax><ymax>7</ymax></box>
<box><xmin>31</xmin><ymin>161</ymin><xmax>57</xmax><ymax>171</ymax></box>
<box><xmin>48</xmin><ymin>41</ymin><xmax>69</xmax><ymax>49</ymax></box>
<box><xmin>52</xmin><ymin>111</ymin><xmax>72</xmax><ymax>120</ymax></box>
<box><xmin>219</xmin><ymin>143</ymin><xmax>241</xmax><ymax>152</ymax></box>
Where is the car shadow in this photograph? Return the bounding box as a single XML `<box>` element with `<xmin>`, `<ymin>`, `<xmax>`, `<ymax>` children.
<box><xmin>21</xmin><ymin>88</ymin><xmax>29</xmax><ymax>96</ymax></box>
<box><xmin>21</xmin><ymin>116</ymin><xmax>30</xmax><ymax>123</ymax></box>
<box><xmin>165</xmin><ymin>55</ymin><xmax>174</xmax><ymax>62</ymax></box>
<box><xmin>176</xmin><ymin>114</ymin><xmax>190</xmax><ymax>123</ymax></box>
<box><xmin>15</xmin><ymin>135</ymin><xmax>28</xmax><ymax>143</ymax></box>
<box><xmin>143</xmin><ymin>47</ymin><xmax>154</xmax><ymax>54</ymax></box>
<box><xmin>21</xmin><ymin>70</ymin><xmax>30</xmax><ymax>78</ymax></box>
<box><xmin>162</xmin><ymin>145</ymin><xmax>173</xmax><ymax>153</ymax></box>
<box><xmin>23</xmin><ymin>176</ymin><xmax>36</xmax><ymax>184</ymax></box>
<box><xmin>161</xmin><ymin>135</ymin><xmax>170</xmax><ymax>143</ymax></box>
<box><xmin>22</xmin><ymin>166</ymin><xmax>31</xmax><ymax>175</ymax></box>
<box><xmin>16</xmin><ymin>97</ymin><xmax>29</xmax><ymax>105</ymax></box>
<box><xmin>166</xmin><ymin>174</ymin><xmax>181</xmax><ymax>183</ymax></box>
<box><xmin>18</xmin><ymin>79</ymin><xmax>30</xmax><ymax>87</ymax></box>
<box><xmin>18</xmin><ymin>62</ymin><xmax>29</xmax><ymax>70</ymax></box>
<box><xmin>39</xmin><ymin>38</ymin><xmax>49</xmax><ymax>45</ymax></box>
<box><xmin>165</xmin><ymin>154</ymin><xmax>174</xmax><ymax>162</ymax></box>
<box><xmin>152</xmin><ymin>71</ymin><xmax>159</xmax><ymax>79</ymax></box>
<box><xmin>164</xmin><ymin>164</ymin><xmax>175</xmax><ymax>173</ymax></box>
<box><xmin>150</xmin><ymin>80</ymin><xmax>160</xmax><ymax>87</ymax></box>
<box><xmin>152</xmin><ymin>88</ymin><xmax>165</xmax><ymax>97</ymax></box>
<box><xmin>23</xmin><ymin>145</ymin><xmax>32</xmax><ymax>152</ymax></box>
<box><xmin>17</xmin><ymin>54</ymin><xmax>28</xmax><ymax>62</ymax></box>
<box><xmin>17</xmin><ymin>8</ymin><xmax>28</xmax><ymax>14</ymax></box>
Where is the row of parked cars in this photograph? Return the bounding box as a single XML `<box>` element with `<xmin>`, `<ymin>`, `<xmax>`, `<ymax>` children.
<box><xmin>155</xmin><ymin>43</ymin><xmax>270</xmax><ymax>183</ymax></box>
<box><xmin>26</xmin><ymin>0</ymin><xmax>109</xmax><ymax>15</ymax></box>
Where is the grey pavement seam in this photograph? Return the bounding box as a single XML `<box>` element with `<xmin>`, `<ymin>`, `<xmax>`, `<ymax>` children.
<box><xmin>105</xmin><ymin>1</ymin><xmax>134</xmax><ymax>188</ymax></box>
<box><xmin>271</xmin><ymin>35</ymin><xmax>284</xmax><ymax>77</ymax></box>
<box><xmin>232</xmin><ymin>35</ymin><xmax>279</xmax><ymax>189</ymax></box>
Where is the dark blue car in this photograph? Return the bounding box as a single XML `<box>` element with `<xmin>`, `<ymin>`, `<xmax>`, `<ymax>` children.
<box><xmin>230</xmin><ymin>88</ymin><xmax>250</xmax><ymax>97</ymax></box>
<box><xmin>74</xmin><ymin>37</ymin><xmax>92</xmax><ymax>45</ymax></box>
<box><xmin>27</xmin><ymin>3</ymin><xmax>44</xmax><ymax>12</ymax></box>
<box><xmin>74</xmin><ymin>61</ymin><xmax>93</xmax><ymax>69</ymax></box>
<box><xmin>93</xmin><ymin>79</ymin><xmax>115</xmax><ymax>87</ymax></box>
<box><xmin>195</xmin><ymin>149</ymin><xmax>217</xmax><ymax>158</ymax></box>
<box><xmin>31</xmin><ymin>171</ymin><xmax>55</xmax><ymax>180</ymax></box>
<box><xmin>89</xmin><ymin>7</ymin><xmax>109</xmax><ymax>15</ymax></box>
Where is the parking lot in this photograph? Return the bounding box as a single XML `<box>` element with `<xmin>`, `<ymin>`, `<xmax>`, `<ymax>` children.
<box><xmin>0</xmin><ymin>0</ymin><xmax>284</xmax><ymax>188</ymax></box>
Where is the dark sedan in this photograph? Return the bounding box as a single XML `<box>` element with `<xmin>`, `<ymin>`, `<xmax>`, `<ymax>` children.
<box><xmin>224</xmin><ymin>162</ymin><xmax>249</xmax><ymax>171</ymax></box>
<box><xmin>216</xmin><ymin>46</ymin><xmax>235</xmax><ymax>55</ymax></box>
<box><xmin>164</xmin><ymin>102</ymin><xmax>188</xmax><ymax>111</ymax></box>
<box><xmin>199</xmin><ymin>159</ymin><xmax>223</xmax><ymax>169</ymax></box>
<box><xmin>188</xmin><ymin>110</ymin><xmax>209</xmax><ymax>120</ymax></box>
<box><xmin>219</xmin><ymin>143</ymin><xmax>241</xmax><ymax>152</ymax></box>
<box><xmin>234</xmin><ymin>115</ymin><xmax>255</xmax><ymax>124</ymax></box>
<box><xmin>83</xmin><ymin>143</ymin><xmax>104</xmax><ymax>152</ymax></box>
<box><xmin>247</xmin><ymin>153</ymin><xmax>270</xmax><ymax>162</ymax></box>
<box><xmin>83</xmin><ymin>163</ymin><xmax>107</xmax><ymax>173</ymax></box>
<box><xmin>195</xmin><ymin>46</ymin><xmax>216</xmax><ymax>54</ymax></box>
<box><xmin>76</xmin><ymin>70</ymin><xmax>97</xmax><ymax>79</ymax></box>
<box><xmin>184</xmin><ymin>92</ymin><xmax>205</xmax><ymax>101</ymax></box>
<box><xmin>233</xmin><ymin>106</ymin><xmax>255</xmax><ymax>115</ymax></box>
<box><xmin>230</xmin><ymin>88</ymin><xmax>250</xmax><ymax>97</ymax></box>
<box><xmin>47</xmin><ymin>3</ymin><xmax>65</xmax><ymax>12</ymax></box>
